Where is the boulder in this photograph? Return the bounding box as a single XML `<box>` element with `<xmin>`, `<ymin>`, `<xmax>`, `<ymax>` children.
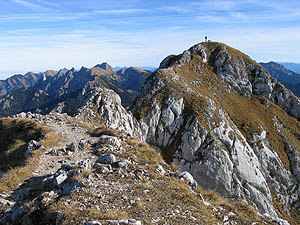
<box><xmin>113</xmin><ymin>160</ymin><xmax>128</xmax><ymax>169</ymax></box>
<box><xmin>97</xmin><ymin>154</ymin><xmax>117</xmax><ymax>164</ymax></box>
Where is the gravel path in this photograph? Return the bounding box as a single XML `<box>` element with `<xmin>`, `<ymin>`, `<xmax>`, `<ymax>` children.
<box><xmin>29</xmin><ymin>113</ymin><xmax>99</xmax><ymax>177</ymax></box>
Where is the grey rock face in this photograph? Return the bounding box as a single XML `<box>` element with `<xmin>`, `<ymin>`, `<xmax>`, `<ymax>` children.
<box><xmin>135</xmin><ymin>89</ymin><xmax>278</xmax><ymax>217</ymax></box>
<box><xmin>160</xmin><ymin>42</ymin><xmax>300</xmax><ymax>121</ymax></box>
<box><xmin>77</xmin><ymin>87</ymin><xmax>142</xmax><ymax>138</ymax></box>
<box><xmin>61</xmin><ymin>41</ymin><xmax>298</xmax><ymax>223</ymax></box>
<box><xmin>252</xmin><ymin>138</ymin><xmax>299</xmax><ymax>212</ymax></box>
<box><xmin>210</xmin><ymin>44</ymin><xmax>300</xmax><ymax>120</ymax></box>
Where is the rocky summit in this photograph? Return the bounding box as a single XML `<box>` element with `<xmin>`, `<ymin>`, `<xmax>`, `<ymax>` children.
<box><xmin>0</xmin><ymin>41</ymin><xmax>300</xmax><ymax>225</ymax></box>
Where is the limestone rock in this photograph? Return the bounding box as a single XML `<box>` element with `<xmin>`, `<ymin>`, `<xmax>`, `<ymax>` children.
<box><xmin>97</xmin><ymin>154</ymin><xmax>117</xmax><ymax>164</ymax></box>
<box><xmin>24</xmin><ymin>140</ymin><xmax>43</xmax><ymax>158</ymax></box>
<box><xmin>63</xmin><ymin>181</ymin><xmax>83</xmax><ymax>195</ymax></box>
<box><xmin>77</xmin><ymin>88</ymin><xmax>142</xmax><ymax>138</ymax></box>
<box><xmin>53</xmin><ymin>171</ymin><xmax>69</xmax><ymax>187</ymax></box>
<box><xmin>156</xmin><ymin>165</ymin><xmax>166</xmax><ymax>175</ymax></box>
<box><xmin>106</xmin><ymin>219</ymin><xmax>142</xmax><ymax>225</ymax></box>
<box><xmin>179</xmin><ymin>172</ymin><xmax>198</xmax><ymax>188</ymax></box>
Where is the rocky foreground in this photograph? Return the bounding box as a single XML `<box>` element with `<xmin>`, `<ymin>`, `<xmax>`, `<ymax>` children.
<box><xmin>0</xmin><ymin>112</ymin><xmax>279</xmax><ymax>225</ymax></box>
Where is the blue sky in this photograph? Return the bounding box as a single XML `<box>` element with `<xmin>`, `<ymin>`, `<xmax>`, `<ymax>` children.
<box><xmin>0</xmin><ymin>0</ymin><xmax>300</xmax><ymax>79</ymax></box>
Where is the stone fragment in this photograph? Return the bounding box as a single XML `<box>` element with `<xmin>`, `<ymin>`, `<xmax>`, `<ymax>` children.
<box><xmin>156</xmin><ymin>165</ymin><xmax>166</xmax><ymax>175</ymax></box>
<box><xmin>96</xmin><ymin>166</ymin><xmax>110</xmax><ymax>174</ymax></box>
<box><xmin>179</xmin><ymin>172</ymin><xmax>198</xmax><ymax>188</ymax></box>
<box><xmin>66</xmin><ymin>142</ymin><xmax>77</xmax><ymax>152</ymax></box>
<box><xmin>63</xmin><ymin>181</ymin><xmax>83</xmax><ymax>195</ymax></box>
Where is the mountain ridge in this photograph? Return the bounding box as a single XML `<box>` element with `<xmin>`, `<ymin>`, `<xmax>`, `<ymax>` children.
<box><xmin>0</xmin><ymin>41</ymin><xmax>299</xmax><ymax>224</ymax></box>
<box><xmin>0</xmin><ymin>64</ymin><xmax>151</xmax><ymax>117</ymax></box>
<box><xmin>260</xmin><ymin>61</ymin><xmax>300</xmax><ymax>97</ymax></box>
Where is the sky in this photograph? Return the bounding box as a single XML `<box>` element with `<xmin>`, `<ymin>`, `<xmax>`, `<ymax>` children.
<box><xmin>0</xmin><ymin>0</ymin><xmax>300</xmax><ymax>79</ymax></box>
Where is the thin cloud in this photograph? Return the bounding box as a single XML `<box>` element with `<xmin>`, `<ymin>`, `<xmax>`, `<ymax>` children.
<box><xmin>0</xmin><ymin>13</ymin><xmax>82</xmax><ymax>22</ymax></box>
<box><xmin>11</xmin><ymin>0</ymin><xmax>46</xmax><ymax>10</ymax></box>
<box><xmin>35</xmin><ymin>0</ymin><xmax>58</xmax><ymax>7</ymax></box>
<box><xmin>158</xmin><ymin>6</ymin><xmax>190</xmax><ymax>14</ymax></box>
<box><xmin>93</xmin><ymin>8</ymin><xmax>148</xmax><ymax>15</ymax></box>
<box><xmin>286</xmin><ymin>8</ymin><xmax>300</xmax><ymax>21</ymax></box>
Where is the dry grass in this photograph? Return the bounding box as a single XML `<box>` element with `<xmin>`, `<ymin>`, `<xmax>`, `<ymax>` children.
<box><xmin>125</xmin><ymin>138</ymin><xmax>163</xmax><ymax>165</ymax></box>
<box><xmin>0</xmin><ymin>118</ymin><xmax>59</xmax><ymax>192</ymax></box>
<box><xmin>88</xmin><ymin>124</ymin><xmax>121</xmax><ymax>138</ymax></box>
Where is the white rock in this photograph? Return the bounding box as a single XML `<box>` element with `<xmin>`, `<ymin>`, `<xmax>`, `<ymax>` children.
<box><xmin>53</xmin><ymin>172</ymin><xmax>68</xmax><ymax>187</ymax></box>
<box><xmin>156</xmin><ymin>165</ymin><xmax>166</xmax><ymax>175</ymax></box>
<box><xmin>179</xmin><ymin>172</ymin><xmax>198</xmax><ymax>188</ymax></box>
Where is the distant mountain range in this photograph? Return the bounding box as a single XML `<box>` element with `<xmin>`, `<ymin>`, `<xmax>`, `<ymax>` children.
<box><xmin>279</xmin><ymin>62</ymin><xmax>300</xmax><ymax>73</ymax></box>
<box><xmin>114</xmin><ymin>66</ymin><xmax>157</xmax><ymax>72</ymax></box>
<box><xmin>0</xmin><ymin>63</ymin><xmax>151</xmax><ymax>117</ymax></box>
<box><xmin>260</xmin><ymin>61</ymin><xmax>300</xmax><ymax>97</ymax></box>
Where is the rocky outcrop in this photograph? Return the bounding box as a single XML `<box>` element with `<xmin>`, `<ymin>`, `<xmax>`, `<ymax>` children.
<box><xmin>77</xmin><ymin>87</ymin><xmax>142</xmax><ymax>137</ymax></box>
<box><xmin>2</xmin><ymin>41</ymin><xmax>299</xmax><ymax>224</ymax></box>
<box><xmin>134</xmin><ymin>92</ymin><xmax>278</xmax><ymax>218</ymax></box>
<box><xmin>2</xmin><ymin>113</ymin><xmax>259</xmax><ymax>225</ymax></box>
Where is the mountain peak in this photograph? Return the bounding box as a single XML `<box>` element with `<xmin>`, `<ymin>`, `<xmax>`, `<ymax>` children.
<box><xmin>94</xmin><ymin>62</ymin><xmax>115</xmax><ymax>74</ymax></box>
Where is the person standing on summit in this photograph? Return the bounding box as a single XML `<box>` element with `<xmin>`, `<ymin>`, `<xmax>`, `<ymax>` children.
<box><xmin>205</xmin><ymin>36</ymin><xmax>208</xmax><ymax>42</ymax></box>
